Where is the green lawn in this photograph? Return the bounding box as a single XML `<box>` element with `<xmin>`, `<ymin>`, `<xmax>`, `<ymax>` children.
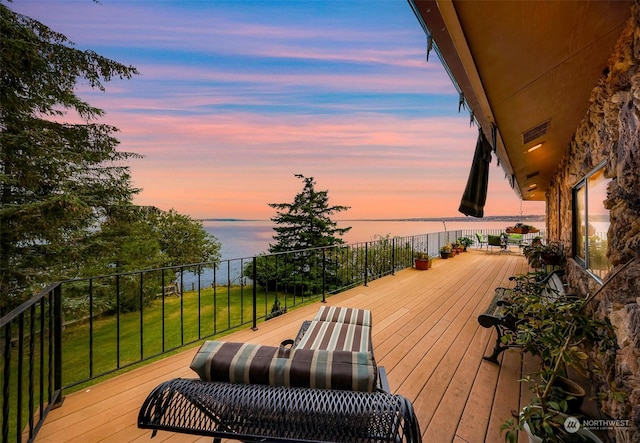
<box><xmin>1</xmin><ymin>285</ymin><xmax>317</xmax><ymax>442</ymax></box>
<box><xmin>60</xmin><ymin>284</ymin><xmax>311</xmax><ymax>386</ymax></box>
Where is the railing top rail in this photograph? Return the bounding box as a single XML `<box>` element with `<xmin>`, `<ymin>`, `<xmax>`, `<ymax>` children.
<box><xmin>0</xmin><ymin>281</ymin><xmax>61</xmax><ymax>327</ymax></box>
<box><xmin>2</xmin><ymin>228</ymin><xmax>545</xmax><ymax>327</ymax></box>
<box><xmin>26</xmin><ymin>236</ymin><xmax>423</xmax><ymax>284</ymax></box>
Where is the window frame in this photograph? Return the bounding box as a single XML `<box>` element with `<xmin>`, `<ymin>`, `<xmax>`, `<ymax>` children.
<box><xmin>572</xmin><ymin>161</ymin><xmax>610</xmax><ymax>282</ymax></box>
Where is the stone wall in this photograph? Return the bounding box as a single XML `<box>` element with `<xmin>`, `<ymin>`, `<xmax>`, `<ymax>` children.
<box><xmin>546</xmin><ymin>4</ymin><xmax>640</xmax><ymax>442</ymax></box>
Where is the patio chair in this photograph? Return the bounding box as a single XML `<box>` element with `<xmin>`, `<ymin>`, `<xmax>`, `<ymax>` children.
<box><xmin>487</xmin><ymin>234</ymin><xmax>505</xmax><ymax>253</ymax></box>
<box><xmin>475</xmin><ymin>232</ymin><xmax>488</xmax><ymax>249</ymax></box>
<box><xmin>506</xmin><ymin>233</ymin><xmax>524</xmax><ymax>249</ymax></box>
<box><xmin>138</xmin><ymin>306</ymin><xmax>422</xmax><ymax>442</ymax></box>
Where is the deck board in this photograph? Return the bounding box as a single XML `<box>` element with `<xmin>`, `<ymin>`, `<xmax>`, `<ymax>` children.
<box><xmin>33</xmin><ymin>249</ymin><xmax>531</xmax><ymax>442</ymax></box>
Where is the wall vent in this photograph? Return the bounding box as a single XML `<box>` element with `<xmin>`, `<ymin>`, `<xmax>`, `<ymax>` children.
<box><xmin>522</xmin><ymin>120</ymin><xmax>550</xmax><ymax>144</ymax></box>
<box><xmin>526</xmin><ymin>171</ymin><xmax>540</xmax><ymax>179</ymax></box>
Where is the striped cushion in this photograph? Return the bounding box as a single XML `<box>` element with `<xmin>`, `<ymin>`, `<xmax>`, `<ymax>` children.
<box><xmin>295</xmin><ymin>320</ymin><xmax>371</xmax><ymax>352</ymax></box>
<box><xmin>296</xmin><ymin>307</ymin><xmax>372</xmax><ymax>352</ymax></box>
<box><xmin>273</xmin><ymin>348</ymin><xmax>376</xmax><ymax>392</ymax></box>
<box><xmin>190</xmin><ymin>340</ymin><xmax>377</xmax><ymax>392</ymax></box>
<box><xmin>190</xmin><ymin>341</ymin><xmax>283</xmax><ymax>385</ymax></box>
<box><xmin>313</xmin><ymin>306</ymin><xmax>372</xmax><ymax>326</ymax></box>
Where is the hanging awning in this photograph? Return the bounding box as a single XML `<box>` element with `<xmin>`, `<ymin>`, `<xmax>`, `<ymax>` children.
<box><xmin>458</xmin><ymin>130</ymin><xmax>492</xmax><ymax>218</ymax></box>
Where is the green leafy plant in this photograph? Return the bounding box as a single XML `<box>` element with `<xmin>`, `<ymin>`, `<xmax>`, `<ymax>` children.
<box><xmin>414</xmin><ymin>251</ymin><xmax>431</xmax><ymax>260</ymax></box>
<box><xmin>265</xmin><ymin>299</ymin><xmax>287</xmax><ymax>320</ymax></box>
<box><xmin>522</xmin><ymin>240</ymin><xmax>565</xmax><ymax>268</ymax></box>
<box><xmin>457</xmin><ymin>236</ymin><xmax>474</xmax><ymax>250</ymax></box>
<box><xmin>500</xmin><ymin>272</ymin><xmax>620</xmax><ymax>442</ymax></box>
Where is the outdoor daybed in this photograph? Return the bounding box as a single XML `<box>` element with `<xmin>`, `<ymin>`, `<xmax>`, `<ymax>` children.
<box><xmin>137</xmin><ymin>306</ymin><xmax>422</xmax><ymax>442</ymax></box>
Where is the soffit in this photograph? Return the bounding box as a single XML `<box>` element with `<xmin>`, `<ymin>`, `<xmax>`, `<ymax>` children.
<box><xmin>413</xmin><ymin>0</ymin><xmax>632</xmax><ymax>201</ymax></box>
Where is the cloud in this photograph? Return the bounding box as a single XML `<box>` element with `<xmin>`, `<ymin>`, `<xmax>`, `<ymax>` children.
<box><xmin>8</xmin><ymin>0</ymin><xmax>544</xmax><ymax>220</ymax></box>
<box><xmin>119</xmin><ymin>109</ymin><xmax>486</xmax><ymax>219</ymax></box>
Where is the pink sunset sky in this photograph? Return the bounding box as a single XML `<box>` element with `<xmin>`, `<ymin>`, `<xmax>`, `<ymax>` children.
<box><xmin>10</xmin><ymin>0</ymin><xmax>545</xmax><ymax>220</ymax></box>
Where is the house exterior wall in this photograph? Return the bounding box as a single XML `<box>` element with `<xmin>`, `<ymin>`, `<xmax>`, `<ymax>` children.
<box><xmin>546</xmin><ymin>4</ymin><xmax>640</xmax><ymax>441</ymax></box>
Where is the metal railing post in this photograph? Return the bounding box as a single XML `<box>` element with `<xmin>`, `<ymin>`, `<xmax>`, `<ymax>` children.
<box><xmin>392</xmin><ymin>237</ymin><xmax>396</xmax><ymax>275</ymax></box>
<box><xmin>116</xmin><ymin>273</ymin><xmax>121</xmax><ymax>369</ymax></box>
<box><xmin>322</xmin><ymin>248</ymin><xmax>327</xmax><ymax>303</ymax></box>
<box><xmin>180</xmin><ymin>267</ymin><xmax>184</xmax><ymax>346</ymax></box>
<box><xmin>28</xmin><ymin>304</ymin><xmax>35</xmax><ymax>439</ymax></box>
<box><xmin>139</xmin><ymin>273</ymin><xmax>144</xmax><ymax>360</ymax></box>
<box><xmin>252</xmin><ymin>256</ymin><xmax>258</xmax><ymax>331</ymax></box>
<box><xmin>53</xmin><ymin>285</ymin><xmax>64</xmax><ymax>407</ymax></box>
<box><xmin>2</xmin><ymin>323</ymin><xmax>10</xmax><ymax>442</ymax></box>
<box><xmin>89</xmin><ymin>279</ymin><xmax>94</xmax><ymax>378</ymax></box>
<box><xmin>364</xmin><ymin>242</ymin><xmax>369</xmax><ymax>287</ymax></box>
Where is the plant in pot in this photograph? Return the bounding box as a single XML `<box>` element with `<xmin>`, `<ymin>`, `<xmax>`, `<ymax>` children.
<box><xmin>414</xmin><ymin>251</ymin><xmax>432</xmax><ymax>270</ymax></box>
<box><xmin>522</xmin><ymin>240</ymin><xmax>565</xmax><ymax>269</ymax></box>
<box><xmin>439</xmin><ymin>244</ymin><xmax>452</xmax><ymax>259</ymax></box>
<box><xmin>500</xmin><ymin>273</ymin><xmax>620</xmax><ymax>443</ymax></box>
<box><xmin>457</xmin><ymin>236</ymin><xmax>474</xmax><ymax>251</ymax></box>
<box><xmin>506</xmin><ymin>223</ymin><xmax>540</xmax><ymax>235</ymax></box>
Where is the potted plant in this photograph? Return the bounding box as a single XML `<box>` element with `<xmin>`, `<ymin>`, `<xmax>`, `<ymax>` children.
<box><xmin>457</xmin><ymin>236</ymin><xmax>474</xmax><ymax>251</ymax></box>
<box><xmin>518</xmin><ymin>406</ymin><xmax>602</xmax><ymax>443</ymax></box>
<box><xmin>506</xmin><ymin>223</ymin><xmax>540</xmax><ymax>235</ymax></box>
<box><xmin>500</xmin><ymin>273</ymin><xmax>619</xmax><ymax>443</ymax></box>
<box><xmin>439</xmin><ymin>244</ymin><xmax>452</xmax><ymax>259</ymax></box>
<box><xmin>414</xmin><ymin>252</ymin><xmax>432</xmax><ymax>270</ymax></box>
<box><xmin>522</xmin><ymin>241</ymin><xmax>565</xmax><ymax>269</ymax></box>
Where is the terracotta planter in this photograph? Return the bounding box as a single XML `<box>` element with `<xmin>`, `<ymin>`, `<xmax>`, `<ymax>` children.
<box><xmin>506</xmin><ymin>226</ymin><xmax>540</xmax><ymax>235</ymax></box>
<box><xmin>414</xmin><ymin>259</ymin><xmax>431</xmax><ymax>270</ymax></box>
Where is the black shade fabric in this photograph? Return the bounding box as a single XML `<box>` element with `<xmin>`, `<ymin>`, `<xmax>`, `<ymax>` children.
<box><xmin>459</xmin><ymin>130</ymin><xmax>492</xmax><ymax>218</ymax></box>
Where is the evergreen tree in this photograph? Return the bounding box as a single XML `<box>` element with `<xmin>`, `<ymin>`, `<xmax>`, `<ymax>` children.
<box><xmin>268</xmin><ymin>174</ymin><xmax>350</xmax><ymax>252</ymax></box>
<box><xmin>0</xmin><ymin>4</ymin><xmax>139</xmax><ymax>312</ymax></box>
<box><xmin>247</xmin><ymin>175</ymin><xmax>350</xmax><ymax>299</ymax></box>
<box><xmin>0</xmin><ymin>5</ymin><xmax>223</xmax><ymax>314</ymax></box>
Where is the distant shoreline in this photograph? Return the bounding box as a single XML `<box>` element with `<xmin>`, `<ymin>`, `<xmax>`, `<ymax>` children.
<box><xmin>201</xmin><ymin>215</ymin><xmax>545</xmax><ymax>223</ymax></box>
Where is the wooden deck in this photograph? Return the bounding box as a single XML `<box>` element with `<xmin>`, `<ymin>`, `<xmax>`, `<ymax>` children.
<box><xmin>33</xmin><ymin>249</ymin><xmax>532</xmax><ymax>443</ymax></box>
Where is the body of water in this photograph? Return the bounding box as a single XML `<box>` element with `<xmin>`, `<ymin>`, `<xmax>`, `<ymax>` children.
<box><xmin>203</xmin><ymin>218</ymin><xmax>546</xmax><ymax>261</ymax></box>
<box><xmin>171</xmin><ymin>218</ymin><xmax>545</xmax><ymax>289</ymax></box>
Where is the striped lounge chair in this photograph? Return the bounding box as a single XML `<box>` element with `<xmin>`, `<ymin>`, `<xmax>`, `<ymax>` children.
<box><xmin>138</xmin><ymin>305</ymin><xmax>421</xmax><ymax>442</ymax></box>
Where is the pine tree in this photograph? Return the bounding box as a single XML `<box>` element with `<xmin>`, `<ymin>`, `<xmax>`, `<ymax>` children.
<box><xmin>268</xmin><ymin>174</ymin><xmax>350</xmax><ymax>253</ymax></box>
<box><xmin>247</xmin><ymin>175</ymin><xmax>351</xmax><ymax>299</ymax></box>
<box><xmin>0</xmin><ymin>4</ymin><xmax>140</xmax><ymax>311</ymax></box>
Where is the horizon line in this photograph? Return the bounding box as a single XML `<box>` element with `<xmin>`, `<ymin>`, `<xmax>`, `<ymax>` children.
<box><xmin>200</xmin><ymin>215</ymin><xmax>546</xmax><ymax>222</ymax></box>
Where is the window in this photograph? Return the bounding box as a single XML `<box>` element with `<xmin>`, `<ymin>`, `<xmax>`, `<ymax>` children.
<box><xmin>572</xmin><ymin>162</ymin><xmax>611</xmax><ymax>281</ymax></box>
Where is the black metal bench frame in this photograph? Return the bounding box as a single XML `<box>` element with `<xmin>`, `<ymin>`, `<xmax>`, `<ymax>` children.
<box><xmin>478</xmin><ymin>287</ymin><xmax>519</xmax><ymax>364</ymax></box>
<box><xmin>478</xmin><ymin>270</ymin><xmax>567</xmax><ymax>364</ymax></box>
<box><xmin>138</xmin><ymin>313</ymin><xmax>421</xmax><ymax>442</ymax></box>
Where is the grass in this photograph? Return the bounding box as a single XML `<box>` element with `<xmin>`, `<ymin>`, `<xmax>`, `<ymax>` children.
<box><xmin>60</xmin><ymin>284</ymin><xmax>313</xmax><ymax>386</ymax></box>
<box><xmin>1</xmin><ymin>284</ymin><xmax>318</xmax><ymax>442</ymax></box>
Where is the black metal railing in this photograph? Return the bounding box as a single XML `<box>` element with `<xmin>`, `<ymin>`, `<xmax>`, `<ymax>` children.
<box><xmin>1</xmin><ymin>284</ymin><xmax>63</xmax><ymax>443</ymax></box>
<box><xmin>0</xmin><ymin>227</ymin><xmax>544</xmax><ymax>442</ymax></box>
